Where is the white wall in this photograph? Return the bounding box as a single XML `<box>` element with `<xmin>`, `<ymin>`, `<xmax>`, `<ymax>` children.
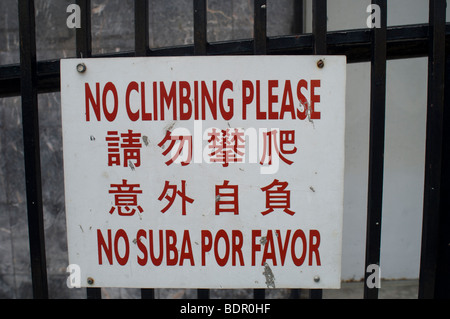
<box><xmin>304</xmin><ymin>0</ymin><xmax>449</xmax><ymax>280</ymax></box>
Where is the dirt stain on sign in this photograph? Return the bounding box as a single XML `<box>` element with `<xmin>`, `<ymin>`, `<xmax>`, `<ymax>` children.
<box><xmin>142</xmin><ymin>135</ymin><xmax>149</xmax><ymax>146</ymax></box>
<box><xmin>263</xmin><ymin>263</ymin><xmax>275</xmax><ymax>288</ymax></box>
<box><xmin>164</xmin><ymin>121</ymin><xmax>176</xmax><ymax>132</ymax></box>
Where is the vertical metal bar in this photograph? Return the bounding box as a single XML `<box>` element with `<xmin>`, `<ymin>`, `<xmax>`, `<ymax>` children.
<box><xmin>18</xmin><ymin>0</ymin><xmax>48</xmax><ymax>299</ymax></box>
<box><xmin>312</xmin><ymin>0</ymin><xmax>326</xmax><ymax>55</ymax></box>
<box><xmin>434</xmin><ymin>50</ymin><xmax>450</xmax><ymax>299</ymax></box>
<box><xmin>289</xmin><ymin>289</ymin><xmax>301</xmax><ymax>299</ymax></box>
<box><xmin>135</xmin><ymin>0</ymin><xmax>149</xmax><ymax>56</ymax></box>
<box><xmin>86</xmin><ymin>287</ymin><xmax>102</xmax><ymax>299</ymax></box>
<box><xmin>193</xmin><ymin>0</ymin><xmax>209</xmax><ymax>299</ymax></box>
<box><xmin>75</xmin><ymin>0</ymin><xmax>101</xmax><ymax>299</ymax></box>
<box><xmin>309</xmin><ymin>289</ymin><xmax>322</xmax><ymax>299</ymax></box>
<box><xmin>76</xmin><ymin>0</ymin><xmax>92</xmax><ymax>58</ymax></box>
<box><xmin>194</xmin><ymin>0</ymin><xmax>207</xmax><ymax>55</ymax></box>
<box><xmin>290</xmin><ymin>0</ymin><xmax>304</xmax><ymax>300</ymax></box>
<box><xmin>363</xmin><ymin>0</ymin><xmax>387</xmax><ymax>300</ymax></box>
<box><xmin>419</xmin><ymin>0</ymin><xmax>446</xmax><ymax>299</ymax></box>
<box><xmin>141</xmin><ymin>288</ymin><xmax>155</xmax><ymax>299</ymax></box>
<box><xmin>135</xmin><ymin>0</ymin><xmax>154</xmax><ymax>299</ymax></box>
<box><xmin>254</xmin><ymin>0</ymin><xmax>267</xmax><ymax>55</ymax></box>
<box><xmin>197</xmin><ymin>289</ymin><xmax>210</xmax><ymax>299</ymax></box>
<box><xmin>292</xmin><ymin>0</ymin><xmax>304</xmax><ymax>34</ymax></box>
<box><xmin>309</xmin><ymin>0</ymin><xmax>327</xmax><ymax>299</ymax></box>
<box><xmin>253</xmin><ymin>289</ymin><xmax>265</xmax><ymax>299</ymax></box>
<box><xmin>253</xmin><ymin>0</ymin><xmax>267</xmax><ymax>299</ymax></box>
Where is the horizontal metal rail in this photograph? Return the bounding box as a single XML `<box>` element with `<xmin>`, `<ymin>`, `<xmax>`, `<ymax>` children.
<box><xmin>1</xmin><ymin>23</ymin><xmax>449</xmax><ymax>98</ymax></box>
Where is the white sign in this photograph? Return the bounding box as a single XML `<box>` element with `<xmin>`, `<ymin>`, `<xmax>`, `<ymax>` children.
<box><xmin>61</xmin><ymin>56</ymin><xmax>346</xmax><ymax>289</ymax></box>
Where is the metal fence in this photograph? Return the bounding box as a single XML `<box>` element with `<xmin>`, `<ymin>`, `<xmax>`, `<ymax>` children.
<box><xmin>0</xmin><ymin>0</ymin><xmax>449</xmax><ymax>299</ymax></box>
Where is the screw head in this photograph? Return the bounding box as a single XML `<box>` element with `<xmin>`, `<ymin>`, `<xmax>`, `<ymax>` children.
<box><xmin>77</xmin><ymin>63</ymin><xmax>86</xmax><ymax>73</ymax></box>
<box><xmin>317</xmin><ymin>59</ymin><xmax>324</xmax><ymax>69</ymax></box>
<box><xmin>313</xmin><ymin>275</ymin><xmax>320</xmax><ymax>282</ymax></box>
<box><xmin>87</xmin><ymin>277</ymin><xmax>94</xmax><ymax>285</ymax></box>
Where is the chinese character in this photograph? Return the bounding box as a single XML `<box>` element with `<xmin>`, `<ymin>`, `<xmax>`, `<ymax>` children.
<box><xmin>207</xmin><ymin>128</ymin><xmax>245</xmax><ymax>167</ymax></box>
<box><xmin>260</xmin><ymin>129</ymin><xmax>297</xmax><ymax>166</ymax></box>
<box><xmin>158</xmin><ymin>180</ymin><xmax>194</xmax><ymax>215</ymax></box>
<box><xmin>106</xmin><ymin>130</ymin><xmax>142</xmax><ymax>168</ymax></box>
<box><xmin>215</xmin><ymin>180</ymin><xmax>239</xmax><ymax>215</ymax></box>
<box><xmin>121</xmin><ymin>129</ymin><xmax>142</xmax><ymax>168</ymax></box>
<box><xmin>260</xmin><ymin>179</ymin><xmax>295</xmax><ymax>216</ymax></box>
<box><xmin>158</xmin><ymin>130</ymin><xmax>192</xmax><ymax>166</ymax></box>
<box><xmin>109</xmin><ymin>179</ymin><xmax>143</xmax><ymax>216</ymax></box>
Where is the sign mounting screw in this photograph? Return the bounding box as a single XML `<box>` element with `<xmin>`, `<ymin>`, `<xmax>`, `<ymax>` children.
<box><xmin>317</xmin><ymin>59</ymin><xmax>324</xmax><ymax>69</ymax></box>
<box><xmin>77</xmin><ymin>63</ymin><xmax>86</xmax><ymax>73</ymax></box>
<box><xmin>87</xmin><ymin>277</ymin><xmax>95</xmax><ymax>285</ymax></box>
<box><xmin>314</xmin><ymin>275</ymin><xmax>320</xmax><ymax>283</ymax></box>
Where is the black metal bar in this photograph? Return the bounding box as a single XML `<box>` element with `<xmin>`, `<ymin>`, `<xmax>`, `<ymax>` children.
<box><xmin>434</xmin><ymin>48</ymin><xmax>450</xmax><ymax>299</ymax></box>
<box><xmin>197</xmin><ymin>289</ymin><xmax>210</xmax><ymax>299</ymax></box>
<box><xmin>194</xmin><ymin>0</ymin><xmax>209</xmax><ymax>299</ymax></box>
<box><xmin>253</xmin><ymin>289</ymin><xmax>265</xmax><ymax>299</ymax></box>
<box><xmin>419</xmin><ymin>0</ymin><xmax>446</xmax><ymax>299</ymax></box>
<box><xmin>135</xmin><ymin>1</ymin><xmax>154</xmax><ymax>299</ymax></box>
<box><xmin>292</xmin><ymin>0</ymin><xmax>304</xmax><ymax>34</ymax></box>
<box><xmin>253</xmin><ymin>0</ymin><xmax>267</xmax><ymax>299</ymax></box>
<box><xmin>74</xmin><ymin>0</ymin><xmax>101</xmax><ymax>300</ymax></box>
<box><xmin>309</xmin><ymin>289</ymin><xmax>322</xmax><ymax>299</ymax></box>
<box><xmin>141</xmin><ymin>288</ymin><xmax>155</xmax><ymax>299</ymax></box>
<box><xmin>86</xmin><ymin>287</ymin><xmax>102</xmax><ymax>299</ymax></box>
<box><xmin>135</xmin><ymin>0</ymin><xmax>149</xmax><ymax>56</ymax></box>
<box><xmin>312</xmin><ymin>0</ymin><xmax>326</xmax><ymax>54</ymax></box>
<box><xmin>76</xmin><ymin>0</ymin><xmax>91</xmax><ymax>58</ymax></box>
<box><xmin>289</xmin><ymin>289</ymin><xmax>301</xmax><ymax>299</ymax></box>
<box><xmin>363</xmin><ymin>0</ymin><xmax>387</xmax><ymax>300</ymax></box>
<box><xmin>310</xmin><ymin>0</ymin><xmax>327</xmax><ymax>300</ymax></box>
<box><xmin>194</xmin><ymin>0</ymin><xmax>207</xmax><ymax>55</ymax></box>
<box><xmin>254</xmin><ymin>0</ymin><xmax>267</xmax><ymax>54</ymax></box>
<box><xmin>18</xmin><ymin>0</ymin><xmax>48</xmax><ymax>299</ymax></box>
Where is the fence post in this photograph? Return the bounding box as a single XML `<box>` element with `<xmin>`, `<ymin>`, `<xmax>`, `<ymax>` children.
<box><xmin>252</xmin><ymin>0</ymin><xmax>267</xmax><ymax>299</ymax></box>
<box><xmin>309</xmin><ymin>0</ymin><xmax>327</xmax><ymax>299</ymax></box>
<box><xmin>74</xmin><ymin>0</ymin><xmax>101</xmax><ymax>299</ymax></box>
<box><xmin>433</xmin><ymin>47</ymin><xmax>450</xmax><ymax>299</ymax></box>
<box><xmin>193</xmin><ymin>0</ymin><xmax>210</xmax><ymax>299</ymax></box>
<box><xmin>364</xmin><ymin>0</ymin><xmax>387</xmax><ymax>300</ymax></box>
<box><xmin>18</xmin><ymin>0</ymin><xmax>49</xmax><ymax>299</ymax></box>
<box><xmin>135</xmin><ymin>0</ymin><xmax>149</xmax><ymax>57</ymax></box>
<box><xmin>419</xmin><ymin>0</ymin><xmax>446</xmax><ymax>299</ymax></box>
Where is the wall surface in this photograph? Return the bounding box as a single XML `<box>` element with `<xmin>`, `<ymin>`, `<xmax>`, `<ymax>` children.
<box><xmin>0</xmin><ymin>0</ymin><xmax>448</xmax><ymax>298</ymax></box>
<box><xmin>304</xmin><ymin>0</ymin><xmax>446</xmax><ymax>281</ymax></box>
<box><xmin>304</xmin><ymin>0</ymin><xmax>430</xmax><ymax>281</ymax></box>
